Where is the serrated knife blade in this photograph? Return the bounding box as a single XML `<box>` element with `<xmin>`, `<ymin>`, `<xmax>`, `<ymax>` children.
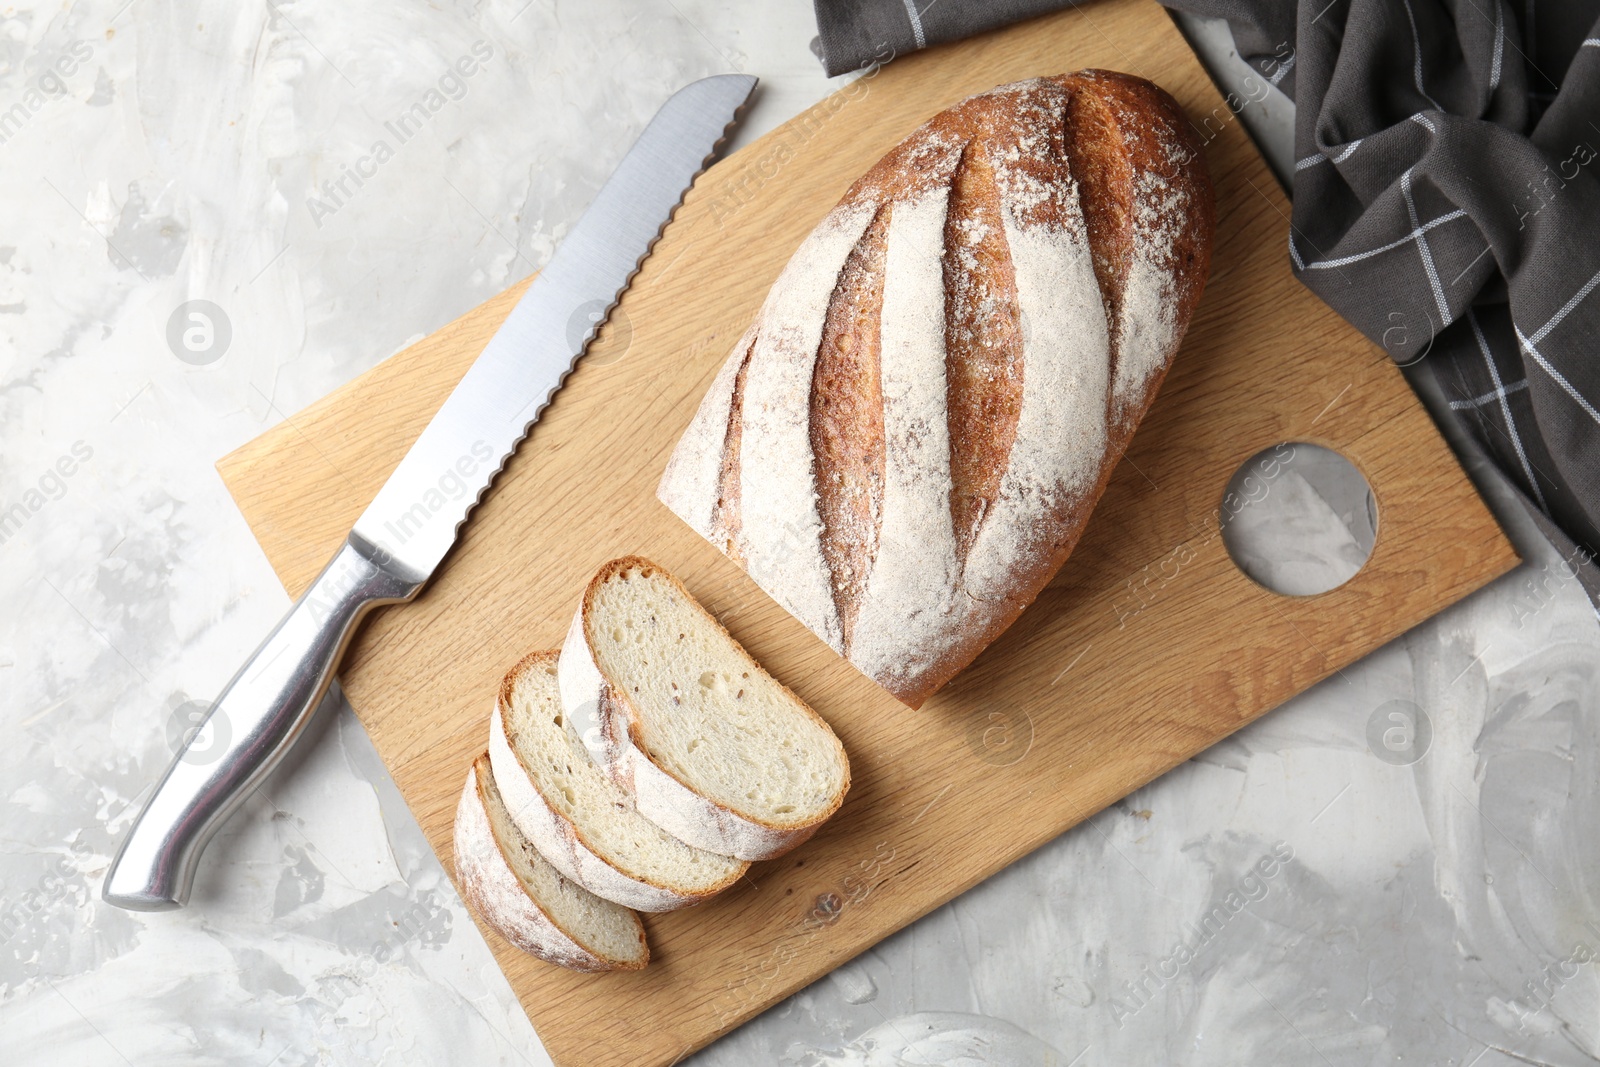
<box><xmin>103</xmin><ymin>73</ymin><xmax>758</xmax><ymax>911</ymax></box>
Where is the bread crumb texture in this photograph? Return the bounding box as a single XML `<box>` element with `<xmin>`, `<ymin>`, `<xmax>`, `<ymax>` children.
<box><xmin>586</xmin><ymin>561</ymin><xmax>850</xmax><ymax>827</ymax></box>
<box><xmin>498</xmin><ymin>653</ymin><xmax>747</xmax><ymax>890</ymax></box>
<box><xmin>453</xmin><ymin>756</ymin><xmax>647</xmax><ymax>970</ymax></box>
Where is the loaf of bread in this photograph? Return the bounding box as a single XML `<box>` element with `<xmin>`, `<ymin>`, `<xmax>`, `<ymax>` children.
<box><xmin>488</xmin><ymin>650</ymin><xmax>748</xmax><ymax>911</ymax></box>
<box><xmin>658</xmin><ymin>71</ymin><xmax>1213</xmax><ymax>707</ymax></box>
<box><xmin>558</xmin><ymin>557</ymin><xmax>850</xmax><ymax>861</ymax></box>
<box><xmin>452</xmin><ymin>753</ymin><xmax>649</xmax><ymax>971</ymax></box>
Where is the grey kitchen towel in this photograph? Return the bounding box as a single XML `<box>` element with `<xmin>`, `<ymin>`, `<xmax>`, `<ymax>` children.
<box><xmin>812</xmin><ymin>0</ymin><xmax>1600</xmax><ymax>580</ymax></box>
<box><xmin>813</xmin><ymin>0</ymin><xmax>1081</xmax><ymax>76</ymax></box>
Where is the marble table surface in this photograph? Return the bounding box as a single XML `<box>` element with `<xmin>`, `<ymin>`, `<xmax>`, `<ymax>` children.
<box><xmin>4</xmin><ymin>2</ymin><xmax>1598</xmax><ymax>1064</ymax></box>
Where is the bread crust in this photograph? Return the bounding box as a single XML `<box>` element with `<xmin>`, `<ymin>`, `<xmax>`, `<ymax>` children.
<box><xmin>559</xmin><ymin>556</ymin><xmax>851</xmax><ymax>862</ymax></box>
<box><xmin>658</xmin><ymin>71</ymin><xmax>1214</xmax><ymax>708</ymax></box>
<box><xmin>489</xmin><ymin>650</ymin><xmax>747</xmax><ymax>912</ymax></box>
<box><xmin>452</xmin><ymin>756</ymin><xmax>648</xmax><ymax>971</ymax></box>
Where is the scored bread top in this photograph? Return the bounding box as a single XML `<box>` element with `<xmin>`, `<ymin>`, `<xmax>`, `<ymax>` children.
<box><xmin>579</xmin><ymin>557</ymin><xmax>850</xmax><ymax>830</ymax></box>
<box><xmin>659</xmin><ymin>70</ymin><xmax>1214</xmax><ymax>707</ymax></box>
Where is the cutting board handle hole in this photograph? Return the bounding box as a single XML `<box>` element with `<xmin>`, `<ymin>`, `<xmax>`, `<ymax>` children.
<box><xmin>1219</xmin><ymin>442</ymin><xmax>1377</xmax><ymax>596</ymax></box>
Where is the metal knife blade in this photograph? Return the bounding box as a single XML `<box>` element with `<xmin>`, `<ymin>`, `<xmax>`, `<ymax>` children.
<box><xmin>357</xmin><ymin>72</ymin><xmax>757</xmax><ymax>580</ymax></box>
<box><xmin>102</xmin><ymin>73</ymin><xmax>757</xmax><ymax>911</ymax></box>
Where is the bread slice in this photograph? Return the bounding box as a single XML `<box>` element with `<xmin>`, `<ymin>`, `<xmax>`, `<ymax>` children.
<box><xmin>452</xmin><ymin>753</ymin><xmax>647</xmax><ymax>972</ymax></box>
<box><xmin>489</xmin><ymin>650</ymin><xmax>748</xmax><ymax>912</ymax></box>
<box><xmin>559</xmin><ymin>556</ymin><xmax>850</xmax><ymax>862</ymax></box>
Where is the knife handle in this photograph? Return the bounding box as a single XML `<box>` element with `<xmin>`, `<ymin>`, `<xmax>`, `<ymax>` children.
<box><xmin>102</xmin><ymin>537</ymin><xmax>421</xmax><ymax>911</ymax></box>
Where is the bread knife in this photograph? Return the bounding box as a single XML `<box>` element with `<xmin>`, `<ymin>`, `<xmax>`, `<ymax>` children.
<box><xmin>103</xmin><ymin>73</ymin><xmax>758</xmax><ymax>911</ymax></box>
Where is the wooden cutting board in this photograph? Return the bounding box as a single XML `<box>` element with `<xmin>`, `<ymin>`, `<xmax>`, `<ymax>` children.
<box><xmin>217</xmin><ymin>2</ymin><xmax>1518</xmax><ymax>1063</ymax></box>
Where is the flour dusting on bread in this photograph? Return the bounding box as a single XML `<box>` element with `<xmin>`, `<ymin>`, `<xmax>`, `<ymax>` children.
<box><xmin>659</xmin><ymin>70</ymin><xmax>1214</xmax><ymax>707</ymax></box>
<box><xmin>735</xmin><ymin>203</ymin><xmax>878</xmax><ymax>649</ymax></box>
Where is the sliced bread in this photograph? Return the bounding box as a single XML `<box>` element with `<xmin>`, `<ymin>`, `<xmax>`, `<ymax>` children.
<box><xmin>489</xmin><ymin>650</ymin><xmax>748</xmax><ymax>912</ymax></box>
<box><xmin>558</xmin><ymin>556</ymin><xmax>851</xmax><ymax>861</ymax></box>
<box><xmin>452</xmin><ymin>753</ymin><xmax>648</xmax><ymax>972</ymax></box>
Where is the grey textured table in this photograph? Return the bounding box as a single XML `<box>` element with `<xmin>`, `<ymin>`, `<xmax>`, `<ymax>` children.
<box><xmin>3</xmin><ymin>3</ymin><xmax>1597</xmax><ymax>1064</ymax></box>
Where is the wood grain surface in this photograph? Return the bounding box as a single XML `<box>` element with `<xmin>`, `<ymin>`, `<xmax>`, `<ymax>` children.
<box><xmin>216</xmin><ymin>3</ymin><xmax>1518</xmax><ymax>1064</ymax></box>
